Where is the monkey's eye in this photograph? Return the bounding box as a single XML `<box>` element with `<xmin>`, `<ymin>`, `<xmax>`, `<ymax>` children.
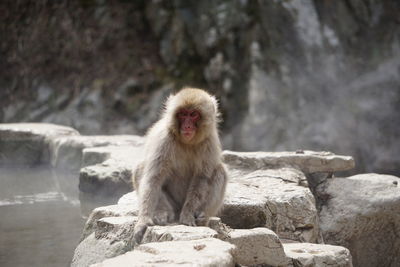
<box><xmin>177</xmin><ymin>111</ymin><xmax>189</xmax><ymax>118</ymax></box>
<box><xmin>190</xmin><ymin>111</ymin><xmax>200</xmax><ymax>119</ymax></box>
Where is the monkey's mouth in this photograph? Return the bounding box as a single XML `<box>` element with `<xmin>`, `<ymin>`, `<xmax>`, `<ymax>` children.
<box><xmin>181</xmin><ymin>130</ymin><xmax>195</xmax><ymax>141</ymax></box>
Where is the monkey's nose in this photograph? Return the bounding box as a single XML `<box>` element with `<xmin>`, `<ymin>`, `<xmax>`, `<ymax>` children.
<box><xmin>183</xmin><ymin>125</ymin><xmax>194</xmax><ymax>130</ymax></box>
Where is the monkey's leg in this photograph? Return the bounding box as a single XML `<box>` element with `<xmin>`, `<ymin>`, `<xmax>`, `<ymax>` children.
<box><xmin>179</xmin><ymin>164</ymin><xmax>227</xmax><ymax>226</ymax></box>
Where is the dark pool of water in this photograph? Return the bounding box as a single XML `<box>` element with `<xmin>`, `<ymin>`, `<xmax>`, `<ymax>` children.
<box><xmin>0</xmin><ymin>166</ymin><xmax>107</xmax><ymax>267</ymax></box>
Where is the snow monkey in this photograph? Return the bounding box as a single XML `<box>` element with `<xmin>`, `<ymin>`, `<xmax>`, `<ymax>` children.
<box><xmin>133</xmin><ymin>87</ymin><xmax>228</xmax><ymax>243</ymax></box>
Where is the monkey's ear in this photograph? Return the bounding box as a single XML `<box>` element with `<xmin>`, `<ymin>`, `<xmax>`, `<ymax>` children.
<box><xmin>210</xmin><ymin>95</ymin><xmax>218</xmax><ymax>111</ymax></box>
<box><xmin>210</xmin><ymin>95</ymin><xmax>221</xmax><ymax>119</ymax></box>
<box><xmin>164</xmin><ymin>94</ymin><xmax>176</xmax><ymax>113</ymax></box>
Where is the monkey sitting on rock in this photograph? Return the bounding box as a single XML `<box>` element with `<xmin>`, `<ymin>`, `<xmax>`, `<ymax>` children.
<box><xmin>132</xmin><ymin>88</ymin><xmax>228</xmax><ymax>243</ymax></box>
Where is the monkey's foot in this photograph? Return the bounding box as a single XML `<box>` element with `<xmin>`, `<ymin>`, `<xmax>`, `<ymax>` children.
<box><xmin>154</xmin><ymin>211</ymin><xmax>175</xmax><ymax>225</ymax></box>
<box><xmin>179</xmin><ymin>212</ymin><xmax>196</xmax><ymax>226</ymax></box>
<box><xmin>134</xmin><ymin>217</ymin><xmax>154</xmax><ymax>244</ymax></box>
<box><xmin>194</xmin><ymin>211</ymin><xmax>208</xmax><ymax>226</ymax></box>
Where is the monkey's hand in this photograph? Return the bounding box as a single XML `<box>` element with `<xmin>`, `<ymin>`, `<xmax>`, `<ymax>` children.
<box><xmin>154</xmin><ymin>210</ymin><xmax>175</xmax><ymax>225</ymax></box>
<box><xmin>194</xmin><ymin>211</ymin><xmax>208</xmax><ymax>226</ymax></box>
<box><xmin>134</xmin><ymin>216</ymin><xmax>154</xmax><ymax>244</ymax></box>
<box><xmin>179</xmin><ymin>211</ymin><xmax>196</xmax><ymax>226</ymax></box>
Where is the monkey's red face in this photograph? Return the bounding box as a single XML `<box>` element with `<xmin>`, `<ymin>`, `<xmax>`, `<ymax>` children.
<box><xmin>177</xmin><ymin>109</ymin><xmax>201</xmax><ymax>142</ymax></box>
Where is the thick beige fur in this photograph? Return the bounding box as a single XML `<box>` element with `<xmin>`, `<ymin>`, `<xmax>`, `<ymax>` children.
<box><xmin>132</xmin><ymin>88</ymin><xmax>227</xmax><ymax>243</ymax></box>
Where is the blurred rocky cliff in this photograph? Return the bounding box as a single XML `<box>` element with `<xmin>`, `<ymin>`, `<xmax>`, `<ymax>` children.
<box><xmin>1</xmin><ymin>0</ymin><xmax>399</xmax><ymax>175</ymax></box>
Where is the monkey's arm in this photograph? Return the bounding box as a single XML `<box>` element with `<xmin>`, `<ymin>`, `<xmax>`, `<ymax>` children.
<box><xmin>136</xmin><ymin>128</ymin><xmax>170</xmax><ymax>221</ymax></box>
<box><xmin>137</xmin><ymin>169</ymin><xmax>165</xmax><ymax>219</ymax></box>
<box><xmin>134</xmin><ymin>155</ymin><xmax>168</xmax><ymax>243</ymax></box>
<box><xmin>179</xmin><ymin>164</ymin><xmax>227</xmax><ymax>226</ymax></box>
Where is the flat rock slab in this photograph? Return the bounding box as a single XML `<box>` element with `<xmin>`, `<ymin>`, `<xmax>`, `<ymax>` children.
<box><xmin>0</xmin><ymin>123</ymin><xmax>79</xmax><ymax>138</ymax></box>
<box><xmin>118</xmin><ymin>178</ymin><xmax>318</xmax><ymax>244</ymax></box>
<box><xmin>72</xmin><ymin>231</ymin><xmax>133</xmax><ymax>267</ymax></box>
<box><xmin>284</xmin><ymin>242</ymin><xmax>353</xmax><ymax>267</ymax></box>
<box><xmin>223</xmin><ymin>150</ymin><xmax>355</xmax><ymax>173</ymax></box>
<box><xmin>0</xmin><ymin>123</ymin><xmax>79</xmax><ymax>165</ymax></box>
<box><xmin>76</xmin><ymin>216</ymin><xmax>222</xmax><ymax>266</ymax></box>
<box><xmin>79</xmin><ymin>145</ymin><xmax>144</xmax><ymax>199</ymax></box>
<box><xmin>78</xmin><ymin>195</ymin><xmax>352</xmax><ymax>267</ymax></box>
<box><xmin>82</xmin><ymin>144</ymin><xmax>144</xmax><ymax>168</ymax></box>
<box><xmin>318</xmin><ymin>173</ymin><xmax>400</xmax><ymax>267</ymax></box>
<box><xmin>50</xmin><ymin>135</ymin><xmax>144</xmax><ymax>170</ymax></box>
<box><xmin>96</xmin><ymin>216</ymin><xmax>138</xmax><ymax>239</ymax></box>
<box><xmin>82</xmin><ymin>200</ymin><xmax>216</xmax><ymax>243</ymax></box>
<box><xmin>228</xmin><ymin>228</ymin><xmax>288</xmax><ymax>266</ymax></box>
<box><xmin>119</xmin><ymin>171</ymin><xmax>318</xmax><ymax>243</ymax></box>
<box><xmin>81</xmin><ymin>200</ymin><xmax>288</xmax><ymax>266</ymax></box>
<box><xmin>143</xmin><ymin>225</ymin><xmax>218</xmax><ymax>243</ymax></box>
<box><xmin>81</xmin><ymin>204</ymin><xmax>139</xmax><ymax>240</ymax></box>
<box><xmin>92</xmin><ymin>238</ymin><xmax>236</xmax><ymax>267</ymax></box>
<box><xmin>79</xmin><ymin>159</ymin><xmax>134</xmax><ymax>196</ymax></box>
<box><xmin>118</xmin><ymin>191</ymin><xmax>139</xmax><ymax>205</ymax></box>
<box><xmin>72</xmin><ymin>216</ymin><xmax>139</xmax><ymax>267</ymax></box>
<box><xmin>221</xmin><ymin>168</ymin><xmax>319</xmax><ymax>242</ymax></box>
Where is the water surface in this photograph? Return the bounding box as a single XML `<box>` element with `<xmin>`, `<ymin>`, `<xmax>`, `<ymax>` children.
<box><xmin>0</xmin><ymin>167</ymin><xmax>86</xmax><ymax>267</ymax></box>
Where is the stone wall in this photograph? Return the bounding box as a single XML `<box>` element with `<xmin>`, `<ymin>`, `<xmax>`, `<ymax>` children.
<box><xmin>2</xmin><ymin>1</ymin><xmax>400</xmax><ymax>175</ymax></box>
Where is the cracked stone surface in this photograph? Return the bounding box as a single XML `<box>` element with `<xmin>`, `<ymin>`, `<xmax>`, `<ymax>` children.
<box><xmin>318</xmin><ymin>173</ymin><xmax>400</xmax><ymax>267</ymax></box>
<box><xmin>50</xmin><ymin>135</ymin><xmax>144</xmax><ymax>170</ymax></box>
<box><xmin>81</xmin><ymin>204</ymin><xmax>139</xmax><ymax>241</ymax></box>
<box><xmin>72</xmin><ymin>216</ymin><xmax>138</xmax><ymax>267</ymax></box>
<box><xmin>221</xmin><ymin>167</ymin><xmax>319</xmax><ymax>243</ymax></box>
<box><xmin>82</xmin><ymin>145</ymin><xmax>144</xmax><ymax>168</ymax></box>
<box><xmin>92</xmin><ymin>238</ymin><xmax>236</xmax><ymax>267</ymax></box>
<box><xmin>79</xmin><ymin>146</ymin><xmax>144</xmax><ymax>198</ymax></box>
<box><xmin>0</xmin><ymin>123</ymin><xmax>79</xmax><ymax>165</ymax></box>
<box><xmin>223</xmin><ymin>150</ymin><xmax>355</xmax><ymax>173</ymax></box>
<box><xmin>228</xmin><ymin>227</ymin><xmax>288</xmax><ymax>266</ymax></box>
<box><xmin>142</xmin><ymin>225</ymin><xmax>219</xmax><ymax>244</ymax></box>
<box><xmin>284</xmin><ymin>242</ymin><xmax>353</xmax><ymax>267</ymax></box>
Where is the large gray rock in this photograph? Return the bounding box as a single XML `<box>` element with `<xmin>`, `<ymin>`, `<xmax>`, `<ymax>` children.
<box><xmin>117</xmin><ymin>191</ymin><xmax>139</xmax><ymax>205</ymax></box>
<box><xmin>84</xmin><ymin>149</ymin><xmax>320</xmax><ymax>243</ymax></box>
<box><xmin>284</xmin><ymin>242</ymin><xmax>352</xmax><ymax>267</ymax></box>
<box><xmin>79</xmin><ymin>160</ymin><xmax>133</xmax><ymax>197</ymax></box>
<box><xmin>0</xmin><ymin>123</ymin><xmax>79</xmax><ymax>165</ymax></box>
<box><xmin>72</xmin><ymin>233</ymin><xmax>129</xmax><ymax>267</ymax></box>
<box><xmin>120</xmin><ymin>169</ymin><xmax>318</xmax><ymax>244</ymax></box>
<box><xmin>74</xmin><ymin>212</ymin><xmax>236</xmax><ymax>267</ymax></box>
<box><xmin>92</xmin><ymin>238</ymin><xmax>236</xmax><ymax>267</ymax></box>
<box><xmin>221</xmin><ymin>167</ymin><xmax>319</xmax><ymax>243</ymax></box>
<box><xmin>73</xmin><ymin>149</ymin><xmax>365</xmax><ymax>266</ymax></box>
<box><xmin>318</xmin><ymin>174</ymin><xmax>400</xmax><ymax>267</ymax></box>
<box><xmin>75</xmin><ymin>214</ymin><xmax>222</xmax><ymax>266</ymax></box>
<box><xmin>78</xmin><ymin>196</ymin><xmax>288</xmax><ymax>266</ymax></box>
<box><xmin>223</xmin><ymin>150</ymin><xmax>355</xmax><ymax>173</ymax></box>
<box><xmin>81</xmin><ymin>204</ymin><xmax>139</xmax><ymax>240</ymax></box>
<box><xmin>117</xmin><ymin>165</ymin><xmax>318</xmax><ymax>244</ymax></box>
<box><xmin>81</xmin><ymin>197</ymin><xmax>217</xmax><ymax>243</ymax></box>
<box><xmin>78</xmin><ymin>145</ymin><xmax>144</xmax><ymax>212</ymax></box>
<box><xmin>79</xmin><ymin>145</ymin><xmax>144</xmax><ymax>197</ymax></box>
<box><xmin>82</xmin><ymin>145</ymin><xmax>144</xmax><ymax>168</ymax></box>
<box><xmin>75</xmin><ymin>187</ymin><xmax>354</xmax><ymax>267</ymax></box>
<box><xmin>50</xmin><ymin>135</ymin><xmax>144</xmax><ymax>170</ymax></box>
<box><xmin>71</xmin><ymin>216</ymin><xmax>137</xmax><ymax>267</ymax></box>
<box><xmin>228</xmin><ymin>228</ymin><xmax>288</xmax><ymax>266</ymax></box>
